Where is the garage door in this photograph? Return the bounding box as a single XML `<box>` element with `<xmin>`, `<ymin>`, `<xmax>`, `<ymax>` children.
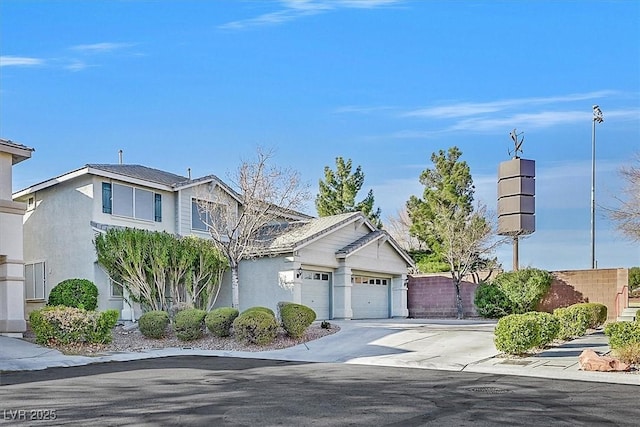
<box><xmin>351</xmin><ymin>276</ymin><xmax>389</xmax><ymax>319</ymax></box>
<box><xmin>301</xmin><ymin>271</ymin><xmax>331</xmax><ymax>320</ymax></box>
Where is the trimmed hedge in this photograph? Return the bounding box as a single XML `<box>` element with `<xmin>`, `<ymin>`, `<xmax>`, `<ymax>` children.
<box><xmin>233</xmin><ymin>310</ymin><xmax>278</xmax><ymax>345</ymax></box>
<box><xmin>139</xmin><ymin>311</ymin><xmax>170</xmax><ymax>339</ymax></box>
<box><xmin>205</xmin><ymin>307</ymin><xmax>239</xmax><ymax>337</ymax></box>
<box><xmin>29</xmin><ymin>306</ymin><xmax>118</xmax><ymax>345</ymax></box>
<box><xmin>279</xmin><ymin>302</ymin><xmax>316</xmax><ymax>338</ymax></box>
<box><xmin>47</xmin><ymin>278</ymin><xmax>98</xmax><ymax>311</ymax></box>
<box><xmin>174</xmin><ymin>308</ymin><xmax>206</xmax><ymax>341</ymax></box>
<box><xmin>604</xmin><ymin>321</ymin><xmax>640</xmax><ymax>349</ymax></box>
<box><xmin>553</xmin><ymin>303</ymin><xmax>606</xmax><ymax>340</ymax></box>
<box><xmin>474</xmin><ymin>283</ymin><xmax>512</xmax><ymax>319</ymax></box>
<box><xmin>242</xmin><ymin>306</ymin><xmax>275</xmax><ymax>317</ymax></box>
<box><xmin>494</xmin><ymin>313</ymin><xmax>542</xmax><ymax>355</ymax></box>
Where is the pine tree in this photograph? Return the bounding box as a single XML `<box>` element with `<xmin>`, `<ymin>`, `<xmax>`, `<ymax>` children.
<box><xmin>316</xmin><ymin>157</ymin><xmax>382</xmax><ymax>227</ymax></box>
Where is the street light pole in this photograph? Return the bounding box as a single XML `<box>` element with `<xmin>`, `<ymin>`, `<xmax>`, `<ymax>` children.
<box><xmin>591</xmin><ymin>105</ymin><xmax>603</xmax><ymax>269</ymax></box>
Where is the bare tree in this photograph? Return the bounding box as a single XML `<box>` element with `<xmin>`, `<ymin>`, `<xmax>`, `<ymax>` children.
<box><xmin>429</xmin><ymin>201</ymin><xmax>508</xmax><ymax>319</ymax></box>
<box><xmin>607</xmin><ymin>154</ymin><xmax>640</xmax><ymax>242</ymax></box>
<box><xmin>385</xmin><ymin>207</ymin><xmax>427</xmax><ymax>253</ymax></box>
<box><xmin>196</xmin><ymin>148</ymin><xmax>311</xmax><ymax>309</ymax></box>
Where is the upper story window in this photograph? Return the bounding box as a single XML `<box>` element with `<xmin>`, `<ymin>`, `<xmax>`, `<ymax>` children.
<box><xmin>102</xmin><ymin>182</ymin><xmax>162</xmax><ymax>222</ymax></box>
<box><xmin>192</xmin><ymin>198</ymin><xmax>227</xmax><ymax>232</ymax></box>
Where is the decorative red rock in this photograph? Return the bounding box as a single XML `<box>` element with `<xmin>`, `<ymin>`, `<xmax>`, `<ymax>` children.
<box><xmin>578</xmin><ymin>349</ymin><xmax>630</xmax><ymax>372</ymax></box>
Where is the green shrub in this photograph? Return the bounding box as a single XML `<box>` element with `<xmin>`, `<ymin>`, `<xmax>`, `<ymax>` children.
<box><xmin>573</xmin><ymin>303</ymin><xmax>607</xmax><ymax>329</ymax></box>
<box><xmin>174</xmin><ymin>308</ymin><xmax>206</xmax><ymax>341</ymax></box>
<box><xmin>205</xmin><ymin>307</ymin><xmax>239</xmax><ymax>337</ymax></box>
<box><xmin>474</xmin><ymin>283</ymin><xmax>512</xmax><ymax>318</ymax></box>
<box><xmin>524</xmin><ymin>311</ymin><xmax>559</xmax><ymax>347</ymax></box>
<box><xmin>604</xmin><ymin>321</ymin><xmax>640</xmax><ymax>349</ymax></box>
<box><xmin>279</xmin><ymin>302</ymin><xmax>316</xmax><ymax>338</ymax></box>
<box><xmin>494</xmin><ymin>313</ymin><xmax>541</xmax><ymax>355</ymax></box>
<box><xmin>28</xmin><ymin>306</ymin><xmax>117</xmax><ymax>345</ymax></box>
<box><xmin>612</xmin><ymin>342</ymin><xmax>640</xmax><ymax>365</ymax></box>
<box><xmin>139</xmin><ymin>310</ymin><xmax>170</xmax><ymax>339</ymax></box>
<box><xmin>47</xmin><ymin>278</ymin><xmax>98</xmax><ymax>311</ymax></box>
<box><xmin>242</xmin><ymin>306</ymin><xmax>275</xmax><ymax>317</ymax></box>
<box><xmin>492</xmin><ymin>268</ymin><xmax>553</xmax><ymax>314</ymax></box>
<box><xmin>233</xmin><ymin>310</ymin><xmax>278</xmax><ymax>345</ymax></box>
<box><xmin>554</xmin><ymin>305</ymin><xmax>590</xmax><ymax>340</ymax></box>
<box><xmin>89</xmin><ymin>309</ymin><xmax>120</xmax><ymax>343</ymax></box>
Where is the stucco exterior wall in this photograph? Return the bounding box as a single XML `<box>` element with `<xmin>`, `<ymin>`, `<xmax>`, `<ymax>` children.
<box><xmin>19</xmin><ymin>176</ymin><xmax>97</xmax><ymax>305</ymax></box>
<box><xmin>1</xmin><ymin>146</ymin><xmax>31</xmax><ymax>336</ymax></box>
<box><xmin>215</xmin><ymin>257</ymin><xmax>296</xmax><ymax>313</ymax></box>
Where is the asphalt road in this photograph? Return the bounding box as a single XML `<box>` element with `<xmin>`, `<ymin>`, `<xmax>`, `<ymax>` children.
<box><xmin>1</xmin><ymin>356</ymin><xmax>638</xmax><ymax>426</ymax></box>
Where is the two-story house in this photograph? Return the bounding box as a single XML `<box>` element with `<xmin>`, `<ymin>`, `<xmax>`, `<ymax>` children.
<box><xmin>13</xmin><ymin>163</ymin><xmax>412</xmax><ymax>320</ymax></box>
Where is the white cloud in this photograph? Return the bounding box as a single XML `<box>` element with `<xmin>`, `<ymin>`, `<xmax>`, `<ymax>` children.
<box><xmin>70</xmin><ymin>42</ymin><xmax>134</xmax><ymax>53</ymax></box>
<box><xmin>219</xmin><ymin>0</ymin><xmax>404</xmax><ymax>30</ymax></box>
<box><xmin>64</xmin><ymin>60</ymin><xmax>91</xmax><ymax>72</ymax></box>
<box><xmin>0</xmin><ymin>56</ymin><xmax>44</xmax><ymax>67</ymax></box>
<box><xmin>403</xmin><ymin>91</ymin><xmax>618</xmax><ymax>119</ymax></box>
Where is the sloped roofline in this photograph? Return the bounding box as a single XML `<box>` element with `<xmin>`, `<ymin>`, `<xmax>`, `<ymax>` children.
<box><xmin>0</xmin><ymin>138</ymin><xmax>34</xmax><ymax>165</ymax></box>
<box><xmin>13</xmin><ymin>163</ymin><xmax>240</xmax><ymax>202</ymax></box>
<box><xmin>265</xmin><ymin>211</ymin><xmax>414</xmax><ymax>267</ymax></box>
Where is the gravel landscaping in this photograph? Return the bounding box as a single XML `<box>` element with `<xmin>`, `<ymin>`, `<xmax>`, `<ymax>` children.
<box><xmin>23</xmin><ymin>322</ymin><xmax>340</xmax><ymax>356</ymax></box>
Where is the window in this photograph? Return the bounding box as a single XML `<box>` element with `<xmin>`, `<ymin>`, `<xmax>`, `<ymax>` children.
<box><xmin>110</xmin><ymin>281</ymin><xmax>124</xmax><ymax>299</ymax></box>
<box><xmin>192</xmin><ymin>199</ymin><xmax>226</xmax><ymax>232</ymax></box>
<box><xmin>352</xmin><ymin>276</ymin><xmax>388</xmax><ymax>286</ymax></box>
<box><xmin>27</xmin><ymin>196</ymin><xmax>35</xmax><ymax>211</ymax></box>
<box><xmin>25</xmin><ymin>262</ymin><xmax>46</xmax><ymax>300</ymax></box>
<box><xmin>102</xmin><ymin>182</ymin><xmax>162</xmax><ymax>222</ymax></box>
<box><xmin>192</xmin><ymin>199</ymin><xmax>210</xmax><ymax>231</ymax></box>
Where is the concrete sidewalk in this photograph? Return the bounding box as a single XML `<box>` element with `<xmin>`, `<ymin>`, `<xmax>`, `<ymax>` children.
<box><xmin>1</xmin><ymin>319</ymin><xmax>638</xmax><ymax>385</ymax></box>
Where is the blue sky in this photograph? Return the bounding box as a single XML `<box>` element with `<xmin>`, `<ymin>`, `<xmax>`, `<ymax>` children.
<box><xmin>2</xmin><ymin>0</ymin><xmax>639</xmax><ymax>271</ymax></box>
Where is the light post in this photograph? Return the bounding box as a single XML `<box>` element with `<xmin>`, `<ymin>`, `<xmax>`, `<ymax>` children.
<box><xmin>591</xmin><ymin>105</ymin><xmax>603</xmax><ymax>269</ymax></box>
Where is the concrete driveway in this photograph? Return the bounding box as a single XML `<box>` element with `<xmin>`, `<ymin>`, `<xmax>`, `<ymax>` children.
<box><xmin>254</xmin><ymin>319</ymin><xmax>499</xmax><ymax>372</ymax></box>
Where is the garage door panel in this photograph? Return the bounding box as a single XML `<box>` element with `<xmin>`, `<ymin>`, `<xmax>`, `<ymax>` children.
<box><xmin>351</xmin><ymin>284</ymin><xmax>389</xmax><ymax>319</ymax></box>
<box><xmin>301</xmin><ymin>272</ymin><xmax>330</xmax><ymax>320</ymax></box>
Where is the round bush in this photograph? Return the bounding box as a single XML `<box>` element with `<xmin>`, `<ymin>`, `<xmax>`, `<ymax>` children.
<box><xmin>138</xmin><ymin>310</ymin><xmax>170</xmax><ymax>339</ymax></box>
<box><xmin>28</xmin><ymin>306</ymin><xmax>117</xmax><ymax>345</ymax></box>
<box><xmin>174</xmin><ymin>308</ymin><xmax>206</xmax><ymax>341</ymax></box>
<box><xmin>554</xmin><ymin>305</ymin><xmax>590</xmax><ymax>340</ymax></box>
<box><xmin>233</xmin><ymin>310</ymin><xmax>278</xmax><ymax>345</ymax></box>
<box><xmin>492</xmin><ymin>268</ymin><xmax>553</xmax><ymax>314</ymax></box>
<box><xmin>205</xmin><ymin>307</ymin><xmax>239</xmax><ymax>337</ymax></box>
<box><xmin>523</xmin><ymin>311</ymin><xmax>559</xmax><ymax>347</ymax></box>
<box><xmin>280</xmin><ymin>302</ymin><xmax>316</xmax><ymax>338</ymax></box>
<box><xmin>242</xmin><ymin>306</ymin><xmax>275</xmax><ymax>317</ymax></box>
<box><xmin>47</xmin><ymin>278</ymin><xmax>98</xmax><ymax>310</ymax></box>
<box><xmin>474</xmin><ymin>283</ymin><xmax>512</xmax><ymax>319</ymax></box>
<box><xmin>494</xmin><ymin>313</ymin><xmax>541</xmax><ymax>355</ymax></box>
<box><xmin>604</xmin><ymin>321</ymin><xmax>640</xmax><ymax>349</ymax></box>
<box><xmin>574</xmin><ymin>303</ymin><xmax>607</xmax><ymax>329</ymax></box>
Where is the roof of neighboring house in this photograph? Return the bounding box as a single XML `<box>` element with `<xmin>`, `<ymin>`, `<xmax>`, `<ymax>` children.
<box><xmin>0</xmin><ymin>138</ymin><xmax>34</xmax><ymax>165</ymax></box>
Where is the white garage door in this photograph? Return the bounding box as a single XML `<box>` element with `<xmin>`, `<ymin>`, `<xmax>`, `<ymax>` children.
<box><xmin>351</xmin><ymin>276</ymin><xmax>389</xmax><ymax>319</ymax></box>
<box><xmin>301</xmin><ymin>271</ymin><xmax>331</xmax><ymax>320</ymax></box>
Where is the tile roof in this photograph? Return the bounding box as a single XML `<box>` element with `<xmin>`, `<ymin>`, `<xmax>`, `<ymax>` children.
<box><xmin>268</xmin><ymin>212</ymin><xmax>363</xmax><ymax>252</ymax></box>
<box><xmin>88</xmin><ymin>164</ymin><xmax>190</xmax><ymax>187</ymax></box>
<box><xmin>335</xmin><ymin>230</ymin><xmax>387</xmax><ymax>257</ymax></box>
